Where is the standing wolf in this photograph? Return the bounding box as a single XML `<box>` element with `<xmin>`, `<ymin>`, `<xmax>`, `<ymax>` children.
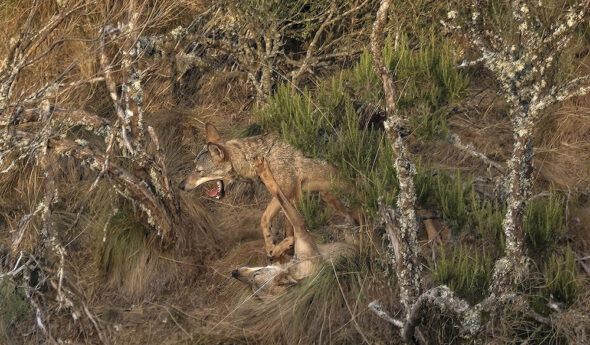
<box><xmin>179</xmin><ymin>123</ymin><xmax>359</xmax><ymax>259</ymax></box>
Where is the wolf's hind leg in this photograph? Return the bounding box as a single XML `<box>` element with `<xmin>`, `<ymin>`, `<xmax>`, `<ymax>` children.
<box><xmin>320</xmin><ymin>191</ymin><xmax>362</xmax><ymax>225</ymax></box>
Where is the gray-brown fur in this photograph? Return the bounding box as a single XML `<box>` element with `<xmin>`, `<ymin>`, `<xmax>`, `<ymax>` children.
<box><xmin>180</xmin><ymin>123</ymin><xmax>359</xmax><ymax>260</ymax></box>
<box><xmin>231</xmin><ymin>157</ymin><xmax>355</xmax><ymax>296</ymax></box>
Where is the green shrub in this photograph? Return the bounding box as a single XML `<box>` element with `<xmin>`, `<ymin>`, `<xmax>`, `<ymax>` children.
<box><xmin>418</xmin><ymin>171</ymin><xmax>471</xmax><ymax>233</ymax></box>
<box><xmin>299</xmin><ymin>193</ymin><xmax>330</xmax><ymax>230</ymax></box>
<box><xmin>258</xmin><ymin>32</ymin><xmax>467</xmax><ymax>216</ymax></box>
<box><xmin>470</xmin><ymin>192</ymin><xmax>505</xmax><ymax>250</ymax></box>
<box><xmin>433</xmin><ymin>245</ymin><xmax>493</xmax><ymax>304</ymax></box>
<box><xmin>347</xmin><ymin>33</ymin><xmax>469</xmax><ymax>139</ymax></box>
<box><xmin>416</xmin><ymin>168</ymin><xmax>506</xmax><ymax>250</ymax></box>
<box><xmin>524</xmin><ymin>193</ymin><xmax>566</xmax><ymax>253</ymax></box>
<box><xmin>0</xmin><ymin>278</ymin><xmax>29</xmax><ymax>327</ymax></box>
<box><xmin>542</xmin><ymin>248</ymin><xmax>582</xmax><ymax>307</ymax></box>
<box><xmin>416</xmin><ymin>170</ymin><xmax>475</xmax><ymax>233</ymax></box>
<box><xmin>258</xmin><ymin>82</ymin><xmax>398</xmax><ymax>215</ymax></box>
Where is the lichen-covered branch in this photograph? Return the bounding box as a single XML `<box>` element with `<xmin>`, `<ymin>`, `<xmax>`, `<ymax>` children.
<box><xmin>371</xmin><ymin>0</ymin><xmax>421</xmax><ymax>318</ymax></box>
<box><xmin>200</xmin><ymin>0</ymin><xmax>372</xmax><ymax>101</ymax></box>
<box><xmin>49</xmin><ymin>137</ymin><xmax>177</xmax><ymax>245</ymax></box>
<box><xmin>92</xmin><ymin>2</ymin><xmax>182</xmax><ymax>244</ymax></box>
<box><xmin>447</xmin><ymin>132</ymin><xmax>505</xmax><ymax>172</ymax></box>
<box><xmin>446</xmin><ymin>0</ymin><xmax>590</xmax><ymax>293</ymax></box>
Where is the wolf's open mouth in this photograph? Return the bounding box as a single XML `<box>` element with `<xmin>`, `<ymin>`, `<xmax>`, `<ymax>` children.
<box><xmin>205</xmin><ymin>180</ymin><xmax>225</xmax><ymax>199</ymax></box>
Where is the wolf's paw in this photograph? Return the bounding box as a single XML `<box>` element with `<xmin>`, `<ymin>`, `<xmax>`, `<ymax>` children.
<box><xmin>267</xmin><ymin>238</ymin><xmax>294</xmax><ymax>263</ymax></box>
<box><xmin>267</xmin><ymin>249</ymin><xmax>284</xmax><ymax>263</ymax></box>
<box><xmin>253</xmin><ymin>156</ymin><xmax>265</xmax><ymax>172</ymax></box>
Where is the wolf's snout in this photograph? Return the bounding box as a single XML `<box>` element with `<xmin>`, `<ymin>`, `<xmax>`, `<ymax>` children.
<box><xmin>231</xmin><ymin>269</ymin><xmax>240</xmax><ymax>278</ymax></box>
<box><xmin>178</xmin><ymin>180</ymin><xmax>186</xmax><ymax>191</ymax></box>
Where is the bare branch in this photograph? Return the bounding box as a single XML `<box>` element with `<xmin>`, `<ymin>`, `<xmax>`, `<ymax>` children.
<box><xmin>368</xmin><ymin>300</ymin><xmax>404</xmax><ymax>328</ymax></box>
<box><xmin>536</xmin><ymin>75</ymin><xmax>590</xmax><ymax>112</ymax></box>
<box><xmin>447</xmin><ymin>132</ymin><xmax>505</xmax><ymax>172</ymax></box>
<box><xmin>49</xmin><ymin>137</ymin><xmax>176</xmax><ymax>244</ymax></box>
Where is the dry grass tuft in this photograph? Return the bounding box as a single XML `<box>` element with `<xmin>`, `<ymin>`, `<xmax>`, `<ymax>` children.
<box><xmin>195</xmin><ymin>245</ymin><xmax>399</xmax><ymax>345</ymax></box>
<box><xmin>536</xmin><ymin>104</ymin><xmax>590</xmax><ymax>193</ymax></box>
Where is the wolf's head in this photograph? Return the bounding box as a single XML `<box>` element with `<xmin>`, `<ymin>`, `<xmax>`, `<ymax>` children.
<box><xmin>179</xmin><ymin>123</ymin><xmax>235</xmax><ymax>198</ymax></box>
<box><xmin>231</xmin><ymin>265</ymin><xmax>297</xmax><ymax>296</ymax></box>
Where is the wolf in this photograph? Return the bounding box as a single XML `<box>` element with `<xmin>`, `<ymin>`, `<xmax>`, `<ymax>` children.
<box><xmin>179</xmin><ymin>123</ymin><xmax>359</xmax><ymax>260</ymax></box>
<box><xmin>230</xmin><ymin>157</ymin><xmax>355</xmax><ymax>296</ymax></box>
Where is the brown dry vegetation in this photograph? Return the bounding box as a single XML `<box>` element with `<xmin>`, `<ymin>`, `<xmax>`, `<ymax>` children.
<box><xmin>1</xmin><ymin>1</ymin><xmax>590</xmax><ymax>344</ymax></box>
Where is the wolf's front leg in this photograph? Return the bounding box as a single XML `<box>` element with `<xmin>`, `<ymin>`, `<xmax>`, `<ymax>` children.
<box><xmin>261</xmin><ymin>197</ymin><xmax>282</xmax><ymax>259</ymax></box>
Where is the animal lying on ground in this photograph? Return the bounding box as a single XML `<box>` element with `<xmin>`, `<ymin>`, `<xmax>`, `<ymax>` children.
<box><xmin>179</xmin><ymin>123</ymin><xmax>360</xmax><ymax>260</ymax></box>
<box><xmin>231</xmin><ymin>157</ymin><xmax>355</xmax><ymax>296</ymax></box>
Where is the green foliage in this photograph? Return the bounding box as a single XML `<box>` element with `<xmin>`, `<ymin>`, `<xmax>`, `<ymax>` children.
<box><xmin>416</xmin><ymin>170</ymin><xmax>504</xmax><ymax>239</ymax></box>
<box><xmin>259</xmin><ymin>32</ymin><xmax>467</xmax><ymax>215</ymax></box>
<box><xmin>240</xmin><ymin>123</ymin><xmax>264</xmax><ymax>137</ymax></box>
<box><xmin>416</xmin><ymin>169</ymin><xmax>505</xmax><ymax>250</ymax></box>
<box><xmin>416</xmin><ymin>171</ymin><xmax>471</xmax><ymax>233</ymax></box>
<box><xmin>524</xmin><ymin>193</ymin><xmax>566</xmax><ymax>253</ymax></box>
<box><xmin>0</xmin><ymin>278</ymin><xmax>29</xmax><ymax>327</ymax></box>
<box><xmin>542</xmin><ymin>248</ymin><xmax>582</xmax><ymax>307</ymax></box>
<box><xmin>416</xmin><ymin>171</ymin><xmax>567</xmax><ymax>255</ymax></box>
<box><xmin>259</xmin><ymin>82</ymin><xmax>397</xmax><ymax>215</ymax></box>
<box><xmin>433</xmin><ymin>245</ymin><xmax>493</xmax><ymax>304</ymax></box>
<box><xmin>298</xmin><ymin>193</ymin><xmax>330</xmax><ymax>230</ymax></box>
<box><xmin>470</xmin><ymin>191</ymin><xmax>505</xmax><ymax>249</ymax></box>
<box><xmin>347</xmin><ymin>33</ymin><xmax>469</xmax><ymax>139</ymax></box>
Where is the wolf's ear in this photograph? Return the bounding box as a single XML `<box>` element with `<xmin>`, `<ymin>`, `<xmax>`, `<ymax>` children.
<box><xmin>207</xmin><ymin>143</ymin><xmax>225</xmax><ymax>162</ymax></box>
<box><xmin>205</xmin><ymin>123</ymin><xmax>221</xmax><ymax>143</ymax></box>
<box><xmin>274</xmin><ymin>272</ymin><xmax>297</xmax><ymax>287</ymax></box>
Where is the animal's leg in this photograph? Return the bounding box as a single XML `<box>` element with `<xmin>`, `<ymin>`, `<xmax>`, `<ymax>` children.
<box><xmin>319</xmin><ymin>191</ymin><xmax>361</xmax><ymax>225</ymax></box>
<box><xmin>269</xmin><ymin>236</ymin><xmax>295</xmax><ymax>262</ymax></box>
<box><xmin>265</xmin><ymin>213</ymin><xmax>295</xmax><ymax>262</ymax></box>
<box><xmin>254</xmin><ymin>157</ymin><xmax>320</xmax><ymax>261</ymax></box>
<box><xmin>301</xmin><ymin>179</ymin><xmax>362</xmax><ymax>225</ymax></box>
<box><xmin>261</xmin><ymin>197</ymin><xmax>281</xmax><ymax>257</ymax></box>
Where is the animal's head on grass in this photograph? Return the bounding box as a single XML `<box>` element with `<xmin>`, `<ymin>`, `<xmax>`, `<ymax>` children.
<box><xmin>231</xmin><ymin>264</ymin><xmax>297</xmax><ymax>297</ymax></box>
<box><xmin>179</xmin><ymin>123</ymin><xmax>235</xmax><ymax>199</ymax></box>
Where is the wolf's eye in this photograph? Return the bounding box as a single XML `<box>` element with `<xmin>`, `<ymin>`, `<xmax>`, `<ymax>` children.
<box><xmin>252</xmin><ymin>271</ymin><xmax>261</xmax><ymax>278</ymax></box>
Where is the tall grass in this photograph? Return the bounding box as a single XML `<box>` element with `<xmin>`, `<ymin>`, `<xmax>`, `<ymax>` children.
<box><xmin>524</xmin><ymin>193</ymin><xmax>566</xmax><ymax>253</ymax></box>
<box><xmin>416</xmin><ymin>171</ymin><xmax>471</xmax><ymax>232</ymax></box>
<box><xmin>347</xmin><ymin>33</ymin><xmax>469</xmax><ymax>139</ymax></box>
<box><xmin>299</xmin><ymin>193</ymin><xmax>331</xmax><ymax>231</ymax></box>
<box><xmin>258</xmin><ymin>32</ymin><xmax>468</xmax><ymax>215</ymax></box>
<box><xmin>416</xmin><ymin>170</ymin><xmax>505</xmax><ymax>250</ymax></box>
<box><xmin>433</xmin><ymin>245</ymin><xmax>493</xmax><ymax>304</ymax></box>
<box><xmin>542</xmin><ymin>248</ymin><xmax>582</xmax><ymax>307</ymax></box>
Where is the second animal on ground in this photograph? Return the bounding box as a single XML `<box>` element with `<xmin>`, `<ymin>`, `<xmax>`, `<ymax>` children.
<box><xmin>231</xmin><ymin>156</ymin><xmax>356</xmax><ymax>295</ymax></box>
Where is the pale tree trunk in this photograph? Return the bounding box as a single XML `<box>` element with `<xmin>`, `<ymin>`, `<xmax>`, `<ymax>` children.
<box><xmin>503</xmin><ymin>122</ymin><xmax>534</xmax><ymax>258</ymax></box>
<box><xmin>371</xmin><ymin>0</ymin><xmax>421</xmax><ymax>320</ymax></box>
<box><xmin>491</xmin><ymin>114</ymin><xmax>534</xmax><ymax>294</ymax></box>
